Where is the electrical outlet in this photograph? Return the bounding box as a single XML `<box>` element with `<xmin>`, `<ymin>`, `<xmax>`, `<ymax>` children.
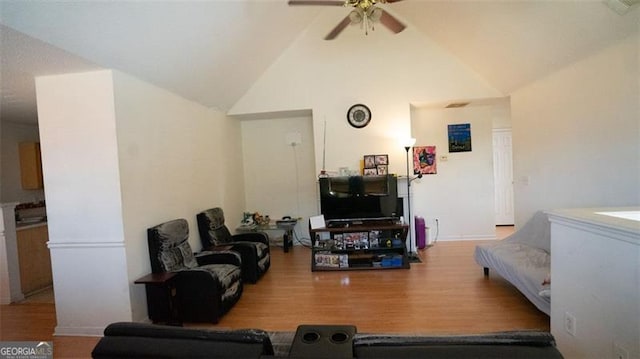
<box><xmin>613</xmin><ymin>342</ymin><xmax>629</xmax><ymax>359</ymax></box>
<box><xmin>564</xmin><ymin>312</ymin><xmax>576</xmax><ymax>336</ymax></box>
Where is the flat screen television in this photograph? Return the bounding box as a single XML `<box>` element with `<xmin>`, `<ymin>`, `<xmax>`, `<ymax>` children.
<box><xmin>319</xmin><ymin>175</ymin><xmax>400</xmax><ymax>222</ymax></box>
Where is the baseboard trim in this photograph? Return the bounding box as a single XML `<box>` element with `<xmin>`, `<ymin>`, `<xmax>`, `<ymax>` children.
<box><xmin>436</xmin><ymin>234</ymin><xmax>497</xmax><ymax>241</ymax></box>
<box><xmin>48</xmin><ymin>241</ymin><xmax>125</xmax><ymax>249</ymax></box>
<box><xmin>54</xmin><ymin>325</ymin><xmax>104</xmax><ymax>337</ymax></box>
<box><xmin>0</xmin><ymin>294</ymin><xmax>11</xmax><ymax>305</ymax></box>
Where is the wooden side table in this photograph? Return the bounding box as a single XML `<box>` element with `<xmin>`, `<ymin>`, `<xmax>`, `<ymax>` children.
<box><xmin>135</xmin><ymin>272</ymin><xmax>182</xmax><ymax>326</ymax></box>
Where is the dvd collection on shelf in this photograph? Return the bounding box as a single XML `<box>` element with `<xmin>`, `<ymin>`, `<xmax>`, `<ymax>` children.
<box><xmin>314</xmin><ymin>230</ymin><xmax>390</xmax><ymax>251</ymax></box>
<box><xmin>313</xmin><ymin>251</ymin><xmax>403</xmax><ymax>268</ymax></box>
<box><xmin>313</xmin><ymin>252</ymin><xmax>349</xmax><ymax>268</ymax></box>
<box><xmin>313</xmin><ymin>230</ymin><xmax>404</xmax><ymax>269</ymax></box>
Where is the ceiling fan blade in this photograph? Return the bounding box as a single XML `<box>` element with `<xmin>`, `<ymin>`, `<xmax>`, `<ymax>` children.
<box><xmin>384</xmin><ymin>0</ymin><xmax>406</xmax><ymax>3</ymax></box>
<box><xmin>288</xmin><ymin>0</ymin><xmax>344</xmax><ymax>6</ymax></box>
<box><xmin>379</xmin><ymin>9</ymin><xmax>406</xmax><ymax>34</ymax></box>
<box><xmin>325</xmin><ymin>15</ymin><xmax>352</xmax><ymax>40</ymax></box>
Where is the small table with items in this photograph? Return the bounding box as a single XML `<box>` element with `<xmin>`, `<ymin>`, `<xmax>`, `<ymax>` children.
<box><xmin>236</xmin><ymin>218</ymin><xmax>298</xmax><ymax>252</ymax></box>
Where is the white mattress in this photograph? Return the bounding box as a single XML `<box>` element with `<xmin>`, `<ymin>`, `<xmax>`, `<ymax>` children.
<box><xmin>475</xmin><ymin>242</ymin><xmax>550</xmax><ymax>315</ymax></box>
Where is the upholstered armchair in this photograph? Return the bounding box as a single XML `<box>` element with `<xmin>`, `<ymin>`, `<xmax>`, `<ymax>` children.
<box><xmin>147</xmin><ymin>218</ymin><xmax>243</xmax><ymax>323</ymax></box>
<box><xmin>197</xmin><ymin>208</ymin><xmax>270</xmax><ymax>283</ymax></box>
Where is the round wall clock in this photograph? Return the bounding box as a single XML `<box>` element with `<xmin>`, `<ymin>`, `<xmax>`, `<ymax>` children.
<box><xmin>347</xmin><ymin>104</ymin><xmax>372</xmax><ymax>128</ymax></box>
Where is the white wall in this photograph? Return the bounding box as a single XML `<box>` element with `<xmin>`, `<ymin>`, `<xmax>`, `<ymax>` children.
<box><xmin>511</xmin><ymin>34</ymin><xmax>640</xmax><ymax>226</ymax></box>
<box><xmin>230</xmin><ymin>12</ymin><xmax>501</xmax><ymax>236</ymax></box>
<box><xmin>36</xmin><ymin>70</ymin><xmax>131</xmax><ymax>335</ymax></box>
<box><xmin>241</xmin><ymin>115</ymin><xmax>317</xmax><ymax>241</ymax></box>
<box><xmin>35</xmin><ymin>69</ymin><xmax>246</xmax><ymax>335</ymax></box>
<box><xmin>0</xmin><ymin>202</ymin><xmax>22</xmax><ymax>304</ymax></box>
<box><xmin>548</xmin><ymin>208</ymin><xmax>639</xmax><ymax>359</ymax></box>
<box><xmin>0</xmin><ymin>121</ymin><xmax>45</xmax><ymax>203</ymax></box>
<box><xmin>112</xmin><ymin>70</ymin><xmax>246</xmax><ymax>320</ymax></box>
<box><xmin>491</xmin><ymin>99</ymin><xmax>512</xmax><ymax>129</ymax></box>
<box><xmin>410</xmin><ymin>105</ymin><xmax>496</xmax><ymax>239</ymax></box>
<box><xmin>230</xmin><ymin>12</ymin><xmax>501</xmax><ymax>175</ymax></box>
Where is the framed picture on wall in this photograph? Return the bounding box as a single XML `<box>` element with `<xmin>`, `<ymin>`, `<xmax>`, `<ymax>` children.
<box><xmin>376</xmin><ymin>165</ymin><xmax>388</xmax><ymax>175</ymax></box>
<box><xmin>413</xmin><ymin>146</ymin><xmax>437</xmax><ymax>174</ymax></box>
<box><xmin>374</xmin><ymin>154</ymin><xmax>388</xmax><ymax>165</ymax></box>
<box><xmin>364</xmin><ymin>155</ymin><xmax>376</xmax><ymax>169</ymax></box>
<box><xmin>448</xmin><ymin>123</ymin><xmax>472</xmax><ymax>152</ymax></box>
<box><xmin>364</xmin><ymin>168</ymin><xmax>377</xmax><ymax>176</ymax></box>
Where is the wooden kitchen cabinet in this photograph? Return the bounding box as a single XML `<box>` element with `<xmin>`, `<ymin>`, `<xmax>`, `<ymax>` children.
<box><xmin>19</xmin><ymin>142</ymin><xmax>44</xmax><ymax>189</ymax></box>
<box><xmin>17</xmin><ymin>224</ymin><xmax>52</xmax><ymax>295</ymax></box>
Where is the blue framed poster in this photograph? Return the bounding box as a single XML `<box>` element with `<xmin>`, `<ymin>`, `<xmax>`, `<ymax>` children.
<box><xmin>448</xmin><ymin>123</ymin><xmax>472</xmax><ymax>152</ymax></box>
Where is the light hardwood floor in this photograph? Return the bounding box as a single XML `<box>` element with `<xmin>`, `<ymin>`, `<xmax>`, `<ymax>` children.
<box><xmin>1</xmin><ymin>227</ymin><xmax>549</xmax><ymax>358</ymax></box>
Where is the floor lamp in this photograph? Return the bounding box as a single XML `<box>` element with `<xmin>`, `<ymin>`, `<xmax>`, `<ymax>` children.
<box><xmin>404</xmin><ymin>138</ymin><xmax>421</xmax><ymax>262</ymax></box>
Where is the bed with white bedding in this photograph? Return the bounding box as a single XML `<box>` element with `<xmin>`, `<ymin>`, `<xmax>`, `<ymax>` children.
<box><xmin>474</xmin><ymin>211</ymin><xmax>551</xmax><ymax>315</ymax></box>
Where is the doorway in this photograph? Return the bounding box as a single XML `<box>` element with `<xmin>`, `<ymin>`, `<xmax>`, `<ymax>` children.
<box><xmin>493</xmin><ymin>128</ymin><xmax>514</xmax><ymax>225</ymax></box>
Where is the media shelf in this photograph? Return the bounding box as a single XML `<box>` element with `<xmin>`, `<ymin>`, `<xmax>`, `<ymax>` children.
<box><xmin>309</xmin><ymin>222</ymin><xmax>409</xmax><ymax>271</ymax></box>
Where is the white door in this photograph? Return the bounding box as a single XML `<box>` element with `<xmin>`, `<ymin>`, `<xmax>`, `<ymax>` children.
<box><xmin>493</xmin><ymin>129</ymin><xmax>514</xmax><ymax>225</ymax></box>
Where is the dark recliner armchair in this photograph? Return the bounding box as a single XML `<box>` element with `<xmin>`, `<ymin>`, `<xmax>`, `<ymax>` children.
<box><xmin>147</xmin><ymin>218</ymin><xmax>243</xmax><ymax>323</ymax></box>
<box><xmin>197</xmin><ymin>207</ymin><xmax>270</xmax><ymax>283</ymax></box>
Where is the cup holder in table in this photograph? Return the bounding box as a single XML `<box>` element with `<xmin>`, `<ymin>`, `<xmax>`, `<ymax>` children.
<box><xmin>330</xmin><ymin>331</ymin><xmax>350</xmax><ymax>344</ymax></box>
<box><xmin>302</xmin><ymin>331</ymin><xmax>321</xmax><ymax>343</ymax></box>
<box><xmin>290</xmin><ymin>325</ymin><xmax>357</xmax><ymax>358</ymax></box>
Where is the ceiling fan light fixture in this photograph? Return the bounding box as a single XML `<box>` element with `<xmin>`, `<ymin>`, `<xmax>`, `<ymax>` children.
<box><xmin>368</xmin><ymin>7</ymin><xmax>383</xmax><ymax>21</ymax></box>
<box><xmin>347</xmin><ymin>5</ymin><xmax>381</xmax><ymax>35</ymax></box>
<box><xmin>288</xmin><ymin>0</ymin><xmax>405</xmax><ymax>39</ymax></box>
<box><xmin>349</xmin><ymin>9</ymin><xmax>364</xmax><ymax>24</ymax></box>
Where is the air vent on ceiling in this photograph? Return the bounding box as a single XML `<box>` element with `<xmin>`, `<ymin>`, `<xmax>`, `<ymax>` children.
<box><xmin>445</xmin><ymin>102</ymin><xmax>470</xmax><ymax>109</ymax></box>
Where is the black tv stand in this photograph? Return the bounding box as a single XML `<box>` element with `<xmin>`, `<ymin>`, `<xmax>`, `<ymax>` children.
<box><xmin>309</xmin><ymin>221</ymin><xmax>409</xmax><ymax>271</ymax></box>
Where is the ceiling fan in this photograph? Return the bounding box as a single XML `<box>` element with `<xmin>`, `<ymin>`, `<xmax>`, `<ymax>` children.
<box><xmin>288</xmin><ymin>0</ymin><xmax>406</xmax><ymax>40</ymax></box>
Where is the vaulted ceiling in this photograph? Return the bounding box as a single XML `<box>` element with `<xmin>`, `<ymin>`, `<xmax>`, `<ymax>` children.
<box><xmin>1</xmin><ymin>1</ymin><xmax>638</xmax><ymax>124</ymax></box>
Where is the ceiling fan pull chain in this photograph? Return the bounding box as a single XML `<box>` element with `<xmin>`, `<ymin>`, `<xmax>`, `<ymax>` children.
<box><xmin>364</xmin><ymin>11</ymin><xmax>369</xmax><ymax>35</ymax></box>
